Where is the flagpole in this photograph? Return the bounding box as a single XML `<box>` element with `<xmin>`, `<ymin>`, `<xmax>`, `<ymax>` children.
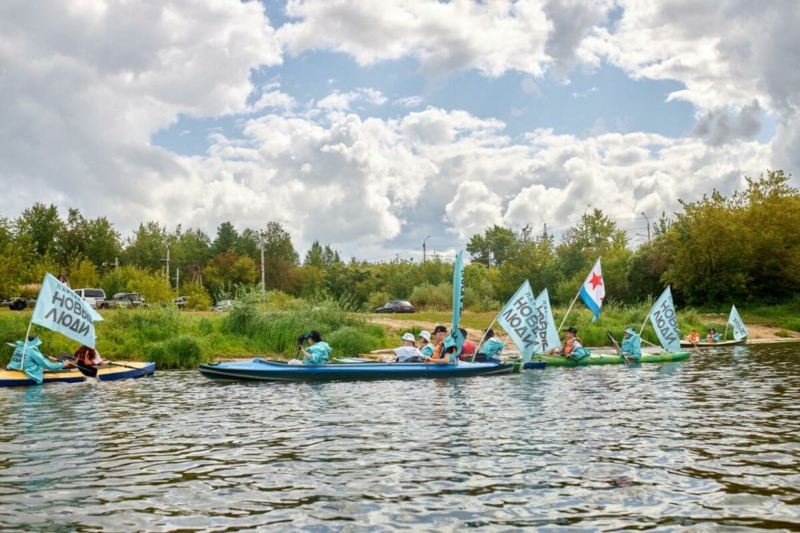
<box><xmin>472</xmin><ymin>314</ymin><xmax>501</xmax><ymax>362</ymax></box>
<box><xmin>638</xmin><ymin>313</ymin><xmax>649</xmax><ymax>336</ymax></box>
<box><xmin>19</xmin><ymin>321</ymin><xmax>33</xmax><ymax>369</ymax></box>
<box><xmin>557</xmin><ymin>290</ymin><xmax>581</xmax><ymax>333</ymax></box>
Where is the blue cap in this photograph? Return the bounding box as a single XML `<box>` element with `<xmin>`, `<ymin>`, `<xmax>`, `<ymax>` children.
<box><xmin>624</xmin><ymin>327</ymin><xmax>636</xmax><ymax>336</ymax></box>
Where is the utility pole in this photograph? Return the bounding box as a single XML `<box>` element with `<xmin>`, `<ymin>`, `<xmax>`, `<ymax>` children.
<box><xmin>176</xmin><ymin>267</ymin><xmax>180</xmax><ymax>292</ymax></box>
<box><xmin>423</xmin><ymin>235</ymin><xmax>430</xmax><ymax>264</ymax></box>
<box><xmin>161</xmin><ymin>247</ymin><xmax>171</xmax><ymax>286</ymax></box>
<box><xmin>260</xmin><ymin>231</ymin><xmax>266</xmax><ymax>303</ymax></box>
<box><xmin>641</xmin><ymin>212</ymin><xmax>651</xmax><ymax>242</ymax></box>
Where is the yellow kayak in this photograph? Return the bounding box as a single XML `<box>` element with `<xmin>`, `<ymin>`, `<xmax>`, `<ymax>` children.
<box><xmin>0</xmin><ymin>362</ymin><xmax>156</xmax><ymax>388</ymax></box>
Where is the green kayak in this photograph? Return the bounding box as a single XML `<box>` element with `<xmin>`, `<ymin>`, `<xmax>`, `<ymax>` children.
<box><xmin>524</xmin><ymin>351</ymin><xmax>690</xmax><ymax>368</ymax></box>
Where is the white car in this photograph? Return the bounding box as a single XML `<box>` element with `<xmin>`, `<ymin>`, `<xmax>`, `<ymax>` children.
<box><xmin>213</xmin><ymin>300</ymin><xmax>233</xmax><ymax>312</ymax></box>
<box><xmin>73</xmin><ymin>288</ymin><xmax>108</xmax><ymax>309</ymax></box>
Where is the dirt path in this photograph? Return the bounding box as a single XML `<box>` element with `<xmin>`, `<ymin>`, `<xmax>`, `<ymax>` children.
<box><xmin>368</xmin><ymin>316</ymin><xmax>800</xmax><ymax>342</ymax></box>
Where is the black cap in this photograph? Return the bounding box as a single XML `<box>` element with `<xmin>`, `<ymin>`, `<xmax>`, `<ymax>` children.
<box><xmin>433</xmin><ymin>325</ymin><xmax>447</xmax><ymax>334</ymax></box>
<box><xmin>566</xmin><ymin>327</ymin><xmax>578</xmax><ymax>334</ymax></box>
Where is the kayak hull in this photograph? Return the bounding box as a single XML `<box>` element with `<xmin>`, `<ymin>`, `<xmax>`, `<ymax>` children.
<box><xmin>523</xmin><ymin>351</ymin><xmax>691</xmax><ymax>368</ymax></box>
<box><xmin>0</xmin><ymin>362</ymin><xmax>156</xmax><ymax>388</ymax></box>
<box><xmin>680</xmin><ymin>339</ymin><xmax>746</xmax><ymax>347</ymax></box>
<box><xmin>198</xmin><ymin>358</ymin><xmax>516</xmax><ymax>382</ymax></box>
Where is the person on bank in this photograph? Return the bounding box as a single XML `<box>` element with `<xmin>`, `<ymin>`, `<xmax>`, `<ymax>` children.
<box><xmin>706</xmin><ymin>328</ymin><xmax>720</xmax><ymax>343</ymax></box>
<box><xmin>474</xmin><ymin>328</ymin><xmax>504</xmax><ymax>362</ymax></box>
<box><xmin>617</xmin><ymin>327</ymin><xmax>642</xmax><ymax>362</ymax></box>
<box><xmin>6</xmin><ymin>336</ymin><xmax>66</xmax><ymax>385</ymax></box>
<box><xmin>418</xmin><ymin>331</ymin><xmax>434</xmax><ymax>357</ymax></box>
<box><xmin>684</xmin><ymin>329</ymin><xmax>701</xmax><ymax>343</ymax></box>
<box><xmin>550</xmin><ymin>327</ymin><xmax>591</xmax><ymax>361</ymax></box>
<box><xmin>297</xmin><ymin>331</ymin><xmax>331</xmax><ymax>365</ymax></box>
<box><xmin>394</xmin><ymin>332</ymin><xmax>424</xmax><ymax>362</ymax></box>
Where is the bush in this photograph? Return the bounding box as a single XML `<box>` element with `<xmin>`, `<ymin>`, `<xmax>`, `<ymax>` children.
<box><xmin>145</xmin><ymin>336</ymin><xmax>207</xmax><ymax>369</ymax></box>
<box><xmin>181</xmin><ymin>282</ymin><xmax>212</xmax><ymax>311</ymax></box>
<box><xmin>326</xmin><ymin>326</ymin><xmax>385</xmax><ymax>356</ymax></box>
<box><xmin>410</xmin><ymin>283</ymin><xmax>452</xmax><ymax>311</ymax></box>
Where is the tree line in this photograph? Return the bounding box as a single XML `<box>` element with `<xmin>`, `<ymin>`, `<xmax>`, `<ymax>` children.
<box><xmin>1</xmin><ymin>170</ymin><xmax>797</xmax><ymax>311</ymax></box>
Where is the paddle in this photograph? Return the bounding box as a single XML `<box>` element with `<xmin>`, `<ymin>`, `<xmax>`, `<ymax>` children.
<box><xmin>607</xmin><ymin>331</ymin><xmax>631</xmax><ymax>365</ymax></box>
<box><xmin>57</xmin><ymin>354</ymin><xmax>141</xmax><ymax>372</ymax></box>
<box><xmin>48</xmin><ymin>355</ymin><xmax>98</xmax><ymax>378</ymax></box>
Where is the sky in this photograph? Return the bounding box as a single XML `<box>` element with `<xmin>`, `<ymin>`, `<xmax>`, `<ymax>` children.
<box><xmin>1</xmin><ymin>0</ymin><xmax>798</xmax><ymax>262</ymax></box>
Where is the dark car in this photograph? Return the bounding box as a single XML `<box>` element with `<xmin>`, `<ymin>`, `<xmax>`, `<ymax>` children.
<box><xmin>375</xmin><ymin>300</ymin><xmax>415</xmax><ymax>313</ymax></box>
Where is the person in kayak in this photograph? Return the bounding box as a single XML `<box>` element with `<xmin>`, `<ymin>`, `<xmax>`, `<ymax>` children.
<box><xmin>474</xmin><ymin>328</ymin><xmax>504</xmax><ymax>362</ymax></box>
<box><xmin>684</xmin><ymin>329</ymin><xmax>701</xmax><ymax>343</ymax></box>
<box><xmin>394</xmin><ymin>332</ymin><xmax>424</xmax><ymax>362</ymax></box>
<box><xmin>617</xmin><ymin>327</ymin><xmax>642</xmax><ymax>362</ymax></box>
<box><xmin>297</xmin><ymin>331</ymin><xmax>332</xmax><ymax>365</ymax></box>
<box><xmin>458</xmin><ymin>328</ymin><xmax>476</xmax><ymax>361</ymax></box>
<box><xmin>425</xmin><ymin>326</ymin><xmax>458</xmax><ymax>365</ymax></box>
<box><xmin>72</xmin><ymin>345</ymin><xmax>109</xmax><ymax>367</ymax></box>
<box><xmin>706</xmin><ymin>328</ymin><xmax>720</xmax><ymax>342</ymax></box>
<box><xmin>418</xmin><ymin>331</ymin><xmax>434</xmax><ymax>357</ymax></box>
<box><xmin>6</xmin><ymin>336</ymin><xmax>66</xmax><ymax>385</ymax></box>
<box><xmin>551</xmin><ymin>327</ymin><xmax>591</xmax><ymax>361</ymax></box>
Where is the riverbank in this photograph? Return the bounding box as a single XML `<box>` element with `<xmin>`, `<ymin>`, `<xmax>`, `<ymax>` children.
<box><xmin>1</xmin><ymin>302</ymin><xmax>798</xmax><ymax>369</ymax></box>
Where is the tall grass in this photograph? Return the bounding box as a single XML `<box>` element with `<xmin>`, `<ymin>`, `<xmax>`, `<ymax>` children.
<box><xmin>221</xmin><ymin>293</ymin><xmax>388</xmax><ymax>356</ymax></box>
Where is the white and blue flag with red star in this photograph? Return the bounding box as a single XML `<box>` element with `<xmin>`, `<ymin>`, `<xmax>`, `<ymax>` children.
<box><xmin>579</xmin><ymin>258</ymin><xmax>605</xmax><ymax>322</ymax></box>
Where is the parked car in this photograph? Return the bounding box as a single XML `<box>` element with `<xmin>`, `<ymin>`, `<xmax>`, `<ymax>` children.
<box><xmin>213</xmin><ymin>299</ymin><xmax>234</xmax><ymax>312</ymax></box>
<box><xmin>73</xmin><ymin>288</ymin><xmax>108</xmax><ymax>309</ymax></box>
<box><xmin>0</xmin><ymin>297</ymin><xmax>35</xmax><ymax>311</ymax></box>
<box><xmin>375</xmin><ymin>300</ymin><xmax>415</xmax><ymax>313</ymax></box>
<box><xmin>174</xmin><ymin>296</ymin><xmax>188</xmax><ymax>309</ymax></box>
<box><xmin>112</xmin><ymin>292</ymin><xmax>147</xmax><ymax>308</ymax></box>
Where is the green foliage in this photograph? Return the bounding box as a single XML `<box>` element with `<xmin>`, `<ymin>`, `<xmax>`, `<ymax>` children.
<box><xmin>145</xmin><ymin>336</ymin><xmax>207</xmax><ymax>369</ymax></box>
<box><xmin>181</xmin><ymin>282</ymin><xmax>212</xmax><ymax>311</ymax></box>
<box><xmin>410</xmin><ymin>283</ymin><xmax>452</xmax><ymax>311</ymax></box>
<box><xmin>67</xmin><ymin>257</ymin><xmax>100</xmax><ymax>289</ymax></box>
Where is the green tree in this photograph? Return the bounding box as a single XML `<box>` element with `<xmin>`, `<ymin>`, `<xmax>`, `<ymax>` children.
<box><xmin>122</xmin><ymin>222</ymin><xmax>168</xmax><ymax>271</ymax></box>
<box><xmin>16</xmin><ymin>203</ymin><xmax>63</xmax><ymax>256</ymax></box>
<box><xmin>211</xmin><ymin>221</ymin><xmax>239</xmax><ymax>256</ymax></box>
<box><xmin>262</xmin><ymin>221</ymin><xmax>299</xmax><ymax>292</ymax></box>
<box><xmin>467</xmin><ymin>225</ymin><xmax>518</xmax><ymax>267</ymax></box>
<box><xmin>84</xmin><ymin>216</ymin><xmax>122</xmax><ymax>268</ymax></box>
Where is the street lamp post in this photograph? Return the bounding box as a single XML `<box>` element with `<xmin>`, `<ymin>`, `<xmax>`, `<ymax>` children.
<box><xmin>423</xmin><ymin>235</ymin><xmax>431</xmax><ymax>264</ymax></box>
<box><xmin>641</xmin><ymin>212</ymin><xmax>651</xmax><ymax>242</ymax></box>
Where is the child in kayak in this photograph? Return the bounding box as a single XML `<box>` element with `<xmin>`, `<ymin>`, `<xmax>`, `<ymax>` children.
<box><xmin>684</xmin><ymin>330</ymin><xmax>701</xmax><ymax>343</ymax></box>
<box><xmin>418</xmin><ymin>331</ymin><xmax>434</xmax><ymax>357</ymax></box>
<box><xmin>706</xmin><ymin>329</ymin><xmax>721</xmax><ymax>342</ymax></box>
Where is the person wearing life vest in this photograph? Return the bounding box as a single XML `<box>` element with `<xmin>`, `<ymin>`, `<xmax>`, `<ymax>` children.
<box><xmin>618</xmin><ymin>327</ymin><xmax>642</xmax><ymax>361</ymax></box>
<box><xmin>6</xmin><ymin>336</ymin><xmax>66</xmax><ymax>385</ymax></box>
<box><xmin>458</xmin><ymin>328</ymin><xmax>476</xmax><ymax>361</ymax></box>
<box><xmin>425</xmin><ymin>326</ymin><xmax>457</xmax><ymax>365</ymax></box>
<box><xmin>474</xmin><ymin>328</ymin><xmax>504</xmax><ymax>362</ymax></box>
<box><xmin>551</xmin><ymin>327</ymin><xmax>591</xmax><ymax>360</ymax></box>
<box><xmin>706</xmin><ymin>328</ymin><xmax>720</xmax><ymax>343</ymax></box>
<box><xmin>684</xmin><ymin>330</ymin><xmax>701</xmax><ymax>343</ymax></box>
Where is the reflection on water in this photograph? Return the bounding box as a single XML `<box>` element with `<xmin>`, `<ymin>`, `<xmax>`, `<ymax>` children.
<box><xmin>1</xmin><ymin>344</ymin><xmax>799</xmax><ymax>531</ymax></box>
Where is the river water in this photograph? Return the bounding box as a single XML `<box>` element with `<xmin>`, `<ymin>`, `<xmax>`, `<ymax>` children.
<box><xmin>1</xmin><ymin>344</ymin><xmax>798</xmax><ymax>532</ymax></box>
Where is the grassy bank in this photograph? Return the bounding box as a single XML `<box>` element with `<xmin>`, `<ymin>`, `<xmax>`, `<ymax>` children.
<box><xmin>0</xmin><ymin>296</ymin><xmax>392</xmax><ymax>369</ymax></box>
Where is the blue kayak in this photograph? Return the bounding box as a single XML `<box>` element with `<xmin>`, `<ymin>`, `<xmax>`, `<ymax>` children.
<box><xmin>198</xmin><ymin>358</ymin><xmax>517</xmax><ymax>382</ymax></box>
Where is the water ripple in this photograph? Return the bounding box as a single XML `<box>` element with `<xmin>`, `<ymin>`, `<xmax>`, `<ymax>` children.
<box><xmin>1</xmin><ymin>344</ymin><xmax>799</xmax><ymax>531</ymax></box>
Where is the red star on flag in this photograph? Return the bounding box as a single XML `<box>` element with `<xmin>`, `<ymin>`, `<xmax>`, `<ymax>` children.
<box><xmin>589</xmin><ymin>272</ymin><xmax>603</xmax><ymax>290</ymax></box>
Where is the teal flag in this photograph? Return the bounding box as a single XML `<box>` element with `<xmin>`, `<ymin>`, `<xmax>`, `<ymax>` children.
<box><xmin>648</xmin><ymin>286</ymin><xmax>680</xmax><ymax>353</ymax></box>
<box><xmin>728</xmin><ymin>305</ymin><xmax>749</xmax><ymax>340</ymax></box>
<box><xmin>31</xmin><ymin>273</ymin><xmax>103</xmax><ymax>348</ymax></box>
<box><xmin>450</xmin><ymin>250</ymin><xmax>465</xmax><ymax>356</ymax></box>
<box><xmin>496</xmin><ymin>280</ymin><xmax>539</xmax><ymax>363</ymax></box>
<box><xmin>534</xmin><ymin>289</ymin><xmax>560</xmax><ymax>354</ymax></box>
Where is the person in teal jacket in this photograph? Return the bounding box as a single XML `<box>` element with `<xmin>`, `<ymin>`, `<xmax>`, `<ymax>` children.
<box><xmin>6</xmin><ymin>336</ymin><xmax>66</xmax><ymax>384</ymax></box>
<box><xmin>298</xmin><ymin>330</ymin><xmax>331</xmax><ymax>365</ymax></box>
<box><xmin>475</xmin><ymin>328</ymin><xmax>504</xmax><ymax>361</ymax></box>
<box><xmin>418</xmin><ymin>331</ymin><xmax>434</xmax><ymax>357</ymax></box>
<box><xmin>618</xmin><ymin>327</ymin><xmax>642</xmax><ymax>361</ymax></box>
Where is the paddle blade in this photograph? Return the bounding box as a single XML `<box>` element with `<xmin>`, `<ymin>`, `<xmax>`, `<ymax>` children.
<box><xmin>76</xmin><ymin>362</ymin><xmax>98</xmax><ymax>378</ymax></box>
